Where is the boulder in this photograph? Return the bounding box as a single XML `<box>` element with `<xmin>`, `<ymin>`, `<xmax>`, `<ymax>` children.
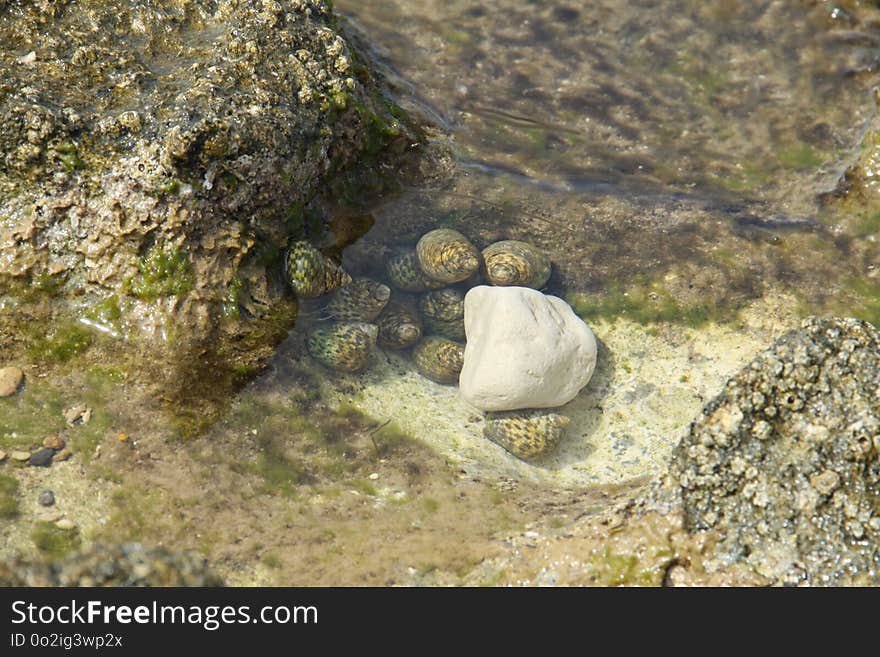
<box><xmin>662</xmin><ymin>317</ymin><xmax>880</xmax><ymax>585</ymax></box>
<box><xmin>0</xmin><ymin>0</ymin><xmax>422</xmax><ymax>388</ymax></box>
<box><xmin>459</xmin><ymin>286</ymin><xmax>597</xmax><ymax>411</ymax></box>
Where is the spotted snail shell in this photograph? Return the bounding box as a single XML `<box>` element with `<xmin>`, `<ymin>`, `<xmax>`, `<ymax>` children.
<box><xmin>482</xmin><ymin>240</ymin><xmax>551</xmax><ymax>289</ymax></box>
<box><xmin>285</xmin><ymin>241</ymin><xmax>352</xmax><ymax>299</ymax></box>
<box><xmin>416</xmin><ymin>229</ymin><xmax>481</xmax><ymax>284</ymax></box>
<box><xmin>323</xmin><ymin>277</ymin><xmax>391</xmax><ymax>322</ymax></box>
<box><xmin>483</xmin><ymin>411</ymin><xmax>570</xmax><ymax>460</ymax></box>
<box><xmin>377</xmin><ymin>301</ymin><xmax>423</xmax><ymax>350</ymax></box>
<box><xmin>306</xmin><ymin>321</ymin><xmax>378</xmax><ymax>373</ymax></box>
<box><xmin>385</xmin><ymin>249</ymin><xmax>447</xmax><ymax>293</ymax></box>
<box><xmin>418</xmin><ymin>287</ymin><xmax>466</xmax><ymax>341</ymax></box>
<box><xmin>412</xmin><ymin>336</ymin><xmax>465</xmax><ymax>384</ymax></box>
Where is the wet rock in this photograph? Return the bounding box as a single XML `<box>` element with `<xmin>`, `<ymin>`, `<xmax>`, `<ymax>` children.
<box><xmin>28</xmin><ymin>448</ymin><xmax>55</xmax><ymax>467</ymax></box>
<box><xmin>38</xmin><ymin>490</ymin><xmax>55</xmax><ymax>507</ymax></box>
<box><xmin>0</xmin><ymin>366</ymin><xmax>23</xmax><ymax>397</ymax></box>
<box><xmin>0</xmin><ymin>0</ymin><xmax>423</xmax><ymax>382</ymax></box>
<box><xmin>63</xmin><ymin>405</ymin><xmax>91</xmax><ymax>426</ymax></box>
<box><xmin>0</xmin><ymin>543</ymin><xmax>223</xmax><ymax>586</ymax></box>
<box><xmin>459</xmin><ymin>286</ymin><xmax>597</xmax><ymax>411</ymax></box>
<box><xmin>42</xmin><ymin>434</ymin><xmax>65</xmax><ymax>450</ymax></box>
<box><xmin>663</xmin><ymin>317</ymin><xmax>880</xmax><ymax>585</ymax></box>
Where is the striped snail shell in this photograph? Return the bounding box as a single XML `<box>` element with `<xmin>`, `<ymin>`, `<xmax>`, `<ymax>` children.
<box><xmin>482</xmin><ymin>240</ymin><xmax>551</xmax><ymax>289</ymax></box>
<box><xmin>416</xmin><ymin>229</ymin><xmax>481</xmax><ymax>284</ymax></box>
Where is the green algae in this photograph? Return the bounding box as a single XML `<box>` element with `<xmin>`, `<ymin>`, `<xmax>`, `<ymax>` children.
<box><xmin>27</xmin><ymin>323</ymin><xmax>94</xmax><ymax>363</ymax></box>
<box><xmin>54</xmin><ymin>142</ymin><xmax>84</xmax><ymax>173</ymax></box>
<box><xmin>0</xmin><ymin>474</ymin><xmax>19</xmax><ymax>519</ymax></box>
<box><xmin>777</xmin><ymin>143</ymin><xmax>826</xmax><ymax>170</ymax></box>
<box><xmin>0</xmin><ymin>385</ymin><xmax>67</xmax><ymax>451</ymax></box>
<box><xmin>31</xmin><ymin>521</ymin><xmax>81</xmax><ymax>558</ymax></box>
<box><xmin>86</xmin><ymin>296</ymin><xmax>122</xmax><ymax>323</ymax></box>
<box><xmin>587</xmin><ymin>546</ymin><xmax>671</xmax><ymax>586</ymax></box>
<box><xmin>125</xmin><ymin>247</ymin><xmax>193</xmax><ymax>301</ymax></box>
<box><xmin>568</xmin><ymin>283</ymin><xmax>722</xmax><ymax>327</ymax></box>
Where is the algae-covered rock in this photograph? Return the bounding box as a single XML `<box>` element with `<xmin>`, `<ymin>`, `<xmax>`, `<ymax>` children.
<box><xmin>0</xmin><ymin>542</ymin><xmax>223</xmax><ymax>586</ymax></box>
<box><xmin>0</xmin><ymin>0</ymin><xmax>421</xmax><ymax>378</ymax></box>
<box><xmin>664</xmin><ymin>317</ymin><xmax>880</xmax><ymax>585</ymax></box>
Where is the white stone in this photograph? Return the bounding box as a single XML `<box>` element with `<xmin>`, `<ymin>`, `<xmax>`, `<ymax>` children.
<box><xmin>459</xmin><ymin>286</ymin><xmax>598</xmax><ymax>411</ymax></box>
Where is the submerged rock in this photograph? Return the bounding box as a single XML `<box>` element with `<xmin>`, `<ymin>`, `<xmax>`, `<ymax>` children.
<box><xmin>0</xmin><ymin>0</ymin><xmax>421</xmax><ymax>381</ymax></box>
<box><xmin>664</xmin><ymin>317</ymin><xmax>880</xmax><ymax>585</ymax></box>
<box><xmin>459</xmin><ymin>286</ymin><xmax>597</xmax><ymax>411</ymax></box>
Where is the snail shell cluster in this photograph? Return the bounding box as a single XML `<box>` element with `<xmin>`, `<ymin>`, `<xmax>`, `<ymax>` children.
<box><xmin>284</xmin><ymin>228</ymin><xmax>566</xmax><ymax>461</ymax></box>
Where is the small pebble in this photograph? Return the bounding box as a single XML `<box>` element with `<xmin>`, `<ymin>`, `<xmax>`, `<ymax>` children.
<box><xmin>368</xmin><ymin>472</ymin><xmax>379</xmax><ymax>480</ymax></box>
<box><xmin>0</xmin><ymin>449</ymin><xmax>6</xmax><ymax>462</ymax></box>
<box><xmin>0</xmin><ymin>366</ymin><xmax>24</xmax><ymax>397</ymax></box>
<box><xmin>38</xmin><ymin>490</ymin><xmax>55</xmax><ymax>507</ymax></box>
<box><xmin>54</xmin><ymin>448</ymin><xmax>72</xmax><ymax>462</ymax></box>
<box><xmin>28</xmin><ymin>448</ymin><xmax>55</xmax><ymax>467</ymax></box>
<box><xmin>42</xmin><ymin>434</ymin><xmax>65</xmax><ymax>450</ymax></box>
<box><xmin>63</xmin><ymin>405</ymin><xmax>92</xmax><ymax>426</ymax></box>
<box><xmin>37</xmin><ymin>511</ymin><xmax>63</xmax><ymax>523</ymax></box>
<box><xmin>55</xmin><ymin>518</ymin><xmax>76</xmax><ymax>530</ymax></box>
<box><xmin>11</xmin><ymin>450</ymin><xmax>31</xmax><ymax>462</ymax></box>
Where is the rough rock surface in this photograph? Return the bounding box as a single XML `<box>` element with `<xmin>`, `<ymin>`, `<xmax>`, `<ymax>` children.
<box><xmin>459</xmin><ymin>286</ymin><xmax>597</xmax><ymax>411</ymax></box>
<box><xmin>0</xmin><ymin>366</ymin><xmax>23</xmax><ymax>396</ymax></box>
<box><xmin>0</xmin><ymin>542</ymin><xmax>223</xmax><ymax>586</ymax></box>
<box><xmin>662</xmin><ymin>317</ymin><xmax>880</xmax><ymax>585</ymax></box>
<box><xmin>0</xmin><ymin>0</ymin><xmax>419</xmax><ymax>368</ymax></box>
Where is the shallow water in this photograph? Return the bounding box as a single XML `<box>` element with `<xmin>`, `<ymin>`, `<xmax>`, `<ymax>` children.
<box><xmin>5</xmin><ymin>0</ymin><xmax>880</xmax><ymax>584</ymax></box>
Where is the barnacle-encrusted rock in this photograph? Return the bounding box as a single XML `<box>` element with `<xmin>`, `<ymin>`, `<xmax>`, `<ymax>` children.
<box><xmin>416</xmin><ymin>229</ymin><xmax>481</xmax><ymax>284</ymax></box>
<box><xmin>663</xmin><ymin>317</ymin><xmax>880</xmax><ymax>585</ymax></box>
<box><xmin>0</xmin><ymin>0</ymin><xmax>421</xmax><ymax>383</ymax></box>
<box><xmin>307</xmin><ymin>321</ymin><xmax>378</xmax><ymax>373</ymax></box>
<box><xmin>482</xmin><ymin>240</ymin><xmax>551</xmax><ymax>289</ymax></box>
<box><xmin>285</xmin><ymin>242</ymin><xmax>352</xmax><ymax>299</ymax></box>
<box><xmin>377</xmin><ymin>301</ymin><xmax>422</xmax><ymax>350</ymax></box>
<box><xmin>484</xmin><ymin>410</ymin><xmax>570</xmax><ymax>460</ymax></box>
<box><xmin>323</xmin><ymin>277</ymin><xmax>390</xmax><ymax>321</ymax></box>
<box><xmin>412</xmin><ymin>335</ymin><xmax>465</xmax><ymax>384</ymax></box>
